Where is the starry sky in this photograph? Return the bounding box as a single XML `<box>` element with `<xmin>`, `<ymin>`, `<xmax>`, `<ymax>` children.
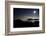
<box><xmin>13</xmin><ymin>8</ymin><xmax>39</xmax><ymax>21</ymax></box>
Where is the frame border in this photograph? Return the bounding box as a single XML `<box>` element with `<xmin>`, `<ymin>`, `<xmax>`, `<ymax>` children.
<box><xmin>5</xmin><ymin>1</ymin><xmax>45</xmax><ymax>36</ymax></box>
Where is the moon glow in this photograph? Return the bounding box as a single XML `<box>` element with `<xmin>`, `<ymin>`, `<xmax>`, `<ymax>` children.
<box><xmin>33</xmin><ymin>11</ymin><xmax>36</xmax><ymax>14</ymax></box>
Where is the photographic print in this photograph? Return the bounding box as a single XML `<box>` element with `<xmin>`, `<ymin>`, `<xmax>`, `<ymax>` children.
<box><xmin>9</xmin><ymin>4</ymin><xmax>44</xmax><ymax>33</ymax></box>
<box><xmin>13</xmin><ymin>8</ymin><xmax>39</xmax><ymax>28</ymax></box>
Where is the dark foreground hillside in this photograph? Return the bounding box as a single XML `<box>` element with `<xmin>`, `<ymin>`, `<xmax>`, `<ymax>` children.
<box><xmin>13</xmin><ymin>19</ymin><xmax>39</xmax><ymax>28</ymax></box>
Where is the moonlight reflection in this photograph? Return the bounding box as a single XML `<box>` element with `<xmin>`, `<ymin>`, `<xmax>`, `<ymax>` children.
<box><xmin>13</xmin><ymin>8</ymin><xmax>39</xmax><ymax>28</ymax></box>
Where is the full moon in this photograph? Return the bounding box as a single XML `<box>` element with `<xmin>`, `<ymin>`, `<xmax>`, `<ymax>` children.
<box><xmin>33</xmin><ymin>11</ymin><xmax>36</xmax><ymax>14</ymax></box>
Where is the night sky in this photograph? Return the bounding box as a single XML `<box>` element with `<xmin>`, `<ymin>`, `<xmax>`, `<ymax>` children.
<box><xmin>13</xmin><ymin>8</ymin><xmax>39</xmax><ymax>21</ymax></box>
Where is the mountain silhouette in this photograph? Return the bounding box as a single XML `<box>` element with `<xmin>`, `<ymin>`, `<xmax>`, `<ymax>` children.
<box><xmin>13</xmin><ymin>19</ymin><xmax>39</xmax><ymax>28</ymax></box>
